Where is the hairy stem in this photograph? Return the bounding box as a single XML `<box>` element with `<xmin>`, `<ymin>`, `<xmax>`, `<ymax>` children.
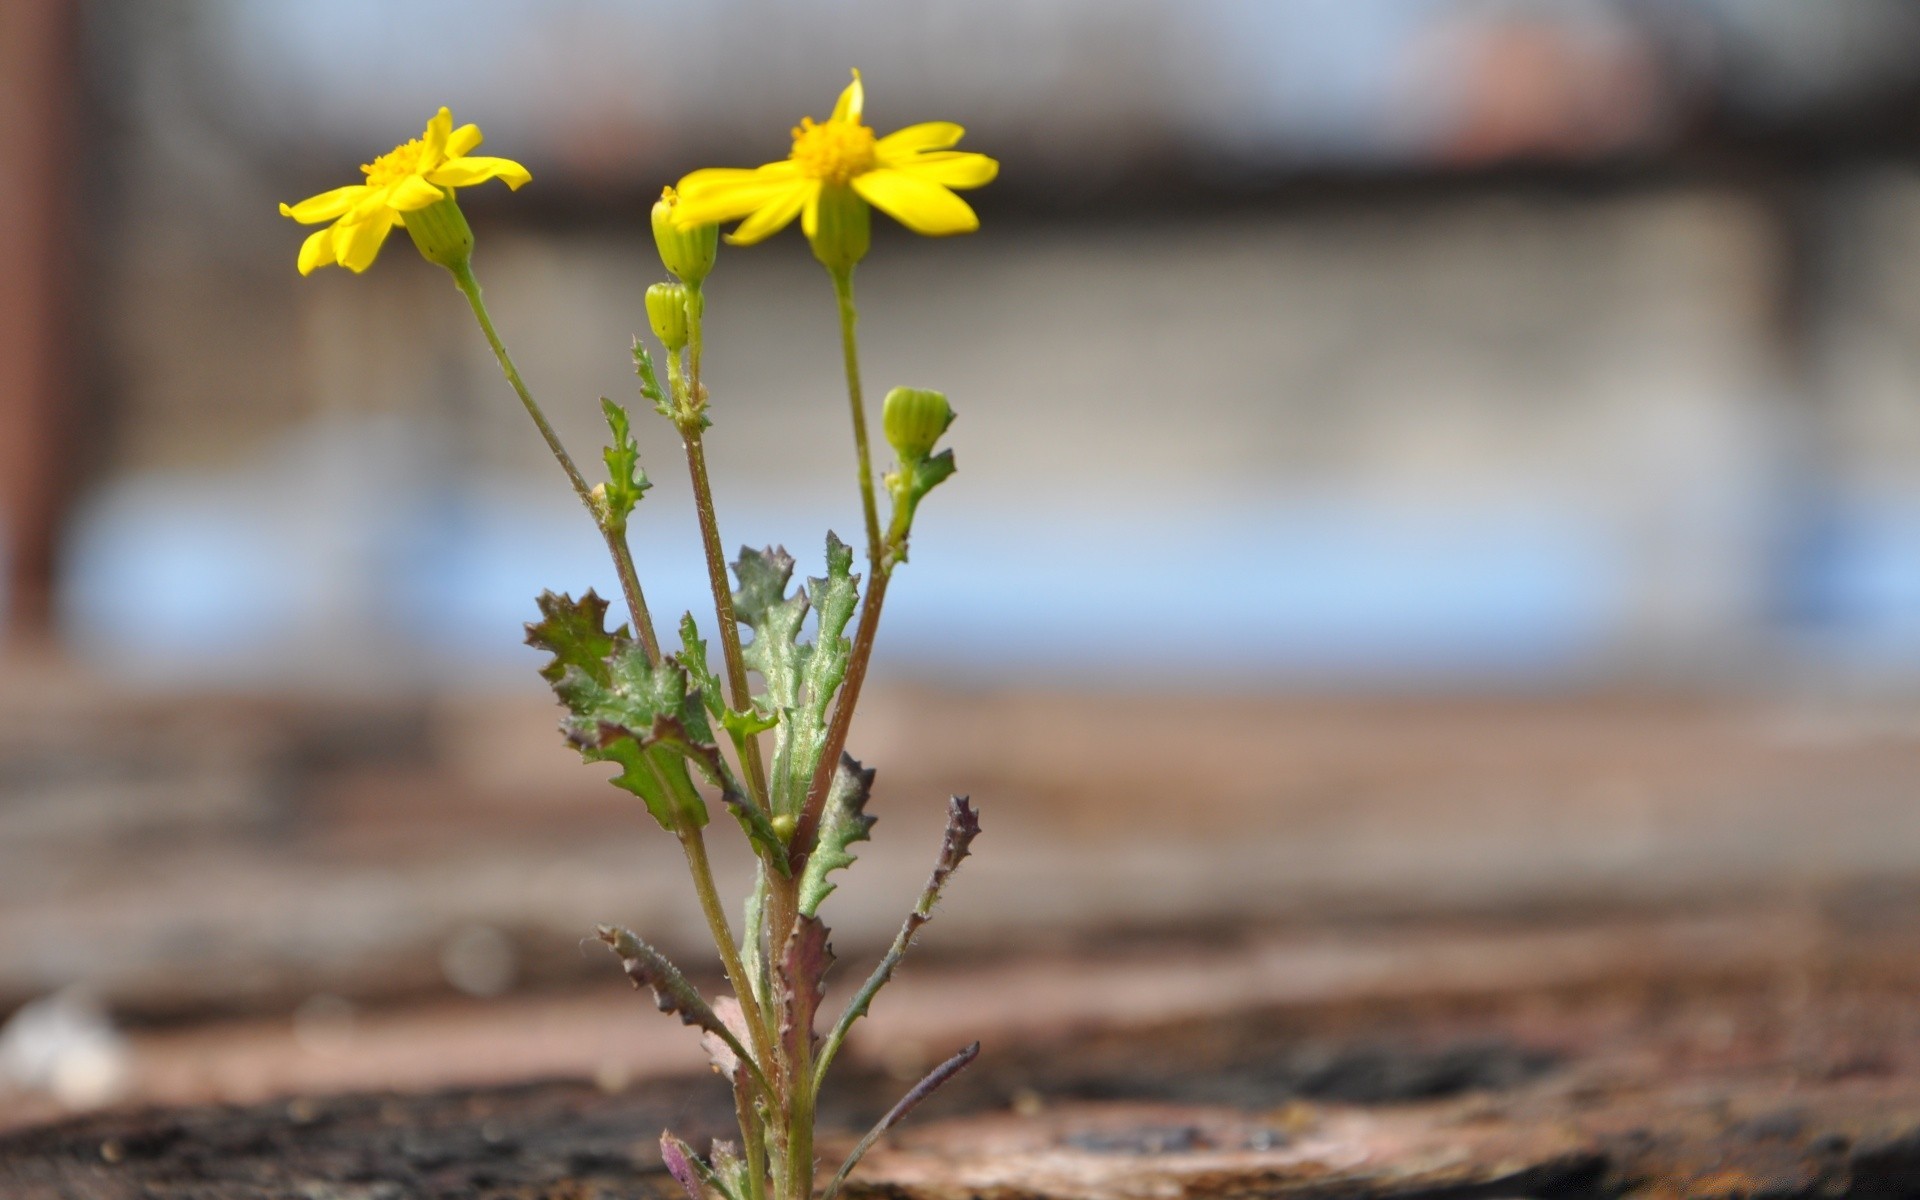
<box><xmin>451</xmin><ymin>262</ymin><xmax>661</xmax><ymax>663</ymax></box>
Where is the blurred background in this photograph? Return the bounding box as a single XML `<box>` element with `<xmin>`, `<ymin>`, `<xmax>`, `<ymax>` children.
<box><xmin>6</xmin><ymin>0</ymin><xmax>1920</xmax><ymax>1130</ymax></box>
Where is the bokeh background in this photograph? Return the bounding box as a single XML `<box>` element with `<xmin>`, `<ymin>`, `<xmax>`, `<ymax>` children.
<box><xmin>6</xmin><ymin>0</ymin><xmax>1920</xmax><ymax>1128</ymax></box>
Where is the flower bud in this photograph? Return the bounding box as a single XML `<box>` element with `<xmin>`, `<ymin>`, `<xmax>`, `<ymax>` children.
<box><xmin>401</xmin><ymin>192</ymin><xmax>473</xmax><ymax>271</ymax></box>
<box><xmin>882</xmin><ymin>387</ymin><xmax>954</xmax><ymax>464</ymax></box>
<box><xmin>771</xmin><ymin>813</ymin><xmax>797</xmax><ymax>844</ymax></box>
<box><xmin>646</xmin><ymin>282</ymin><xmax>690</xmax><ymax>352</ymax></box>
<box><xmin>808</xmin><ymin>185</ymin><xmax>870</xmax><ymax>273</ymax></box>
<box><xmin>652</xmin><ymin>187</ymin><xmax>717</xmax><ymax>285</ymax></box>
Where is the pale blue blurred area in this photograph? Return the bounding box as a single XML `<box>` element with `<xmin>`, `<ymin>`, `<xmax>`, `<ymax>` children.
<box><xmin>63</xmin><ymin>465</ymin><xmax>1615</xmax><ymax>687</ymax></box>
<box><xmin>55</xmin><ymin>0</ymin><xmax>1920</xmax><ymax>688</ymax></box>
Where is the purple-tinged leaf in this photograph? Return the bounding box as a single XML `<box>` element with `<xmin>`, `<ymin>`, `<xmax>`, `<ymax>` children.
<box><xmin>822</xmin><ymin>1042</ymin><xmax>981</xmax><ymax>1200</ymax></box>
<box><xmin>779</xmin><ymin>914</ymin><xmax>834</xmax><ymax>1066</ymax></box>
<box><xmin>661</xmin><ymin>1132</ymin><xmax>706</xmax><ymax>1200</ymax></box>
<box><xmin>598</xmin><ymin>925</ymin><xmax>766</xmax><ymax>1093</ymax></box>
<box><xmin>813</xmin><ymin>796</ymin><xmax>980</xmax><ymax>1088</ymax></box>
<box><xmin>701</xmin><ymin>994</ymin><xmax>749</xmax><ymax>1082</ymax></box>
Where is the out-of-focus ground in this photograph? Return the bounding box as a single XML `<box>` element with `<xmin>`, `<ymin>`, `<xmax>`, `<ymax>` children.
<box><xmin>4</xmin><ymin>650</ymin><xmax>1919</xmax><ymax>1136</ymax></box>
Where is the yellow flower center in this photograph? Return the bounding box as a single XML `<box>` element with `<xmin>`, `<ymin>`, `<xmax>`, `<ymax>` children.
<box><xmin>363</xmin><ymin>138</ymin><xmax>429</xmax><ymax>187</ymax></box>
<box><xmin>789</xmin><ymin>118</ymin><xmax>877</xmax><ymax>186</ymax></box>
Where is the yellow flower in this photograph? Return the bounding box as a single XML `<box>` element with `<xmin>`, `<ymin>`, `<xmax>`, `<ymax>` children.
<box><xmin>279</xmin><ymin>106</ymin><xmax>530</xmax><ymax>275</ymax></box>
<box><xmin>671</xmin><ymin>70</ymin><xmax>997</xmax><ymax>249</ymax></box>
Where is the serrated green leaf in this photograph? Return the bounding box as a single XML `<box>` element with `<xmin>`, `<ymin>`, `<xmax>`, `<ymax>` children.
<box><xmin>783</xmin><ymin>534</ymin><xmax>859</xmax><ymax>806</ymax></box>
<box><xmin>530</xmin><ymin>592</ymin><xmax>717</xmax><ymax>831</ymax></box>
<box><xmin>678</xmin><ymin>613</ymin><xmax>724</xmax><ymax>722</ymax></box>
<box><xmin>600</xmin><ymin>398</ymin><xmax>651</xmax><ymax>531</ymax></box>
<box><xmin>798</xmin><ymin>753</ymin><xmax>877</xmax><ymax>916</ymax></box>
<box><xmin>632</xmin><ymin>339</ymin><xmax>672</xmax><ymax>421</ymax></box>
<box><xmin>525</xmin><ymin>590</ymin><xmax>626</xmax><ymax>686</ymax></box>
<box><xmin>733</xmin><ymin>546</ymin><xmax>811</xmax><ymax>810</ymax></box>
<box><xmin>731</xmin><ymin>545</ymin><xmax>799</xmax><ymax>630</ymax></box>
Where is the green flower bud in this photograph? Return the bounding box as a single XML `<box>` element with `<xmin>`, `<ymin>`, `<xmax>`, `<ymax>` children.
<box><xmin>646</xmin><ymin>282</ymin><xmax>690</xmax><ymax>352</ymax></box>
<box><xmin>402</xmin><ymin>193</ymin><xmax>473</xmax><ymax>271</ymax></box>
<box><xmin>652</xmin><ymin>187</ymin><xmax>717</xmax><ymax>285</ymax></box>
<box><xmin>771</xmin><ymin>813</ymin><xmax>797</xmax><ymax>844</ymax></box>
<box><xmin>883</xmin><ymin>387</ymin><xmax>954</xmax><ymax>464</ymax></box>
<box><xmin>808</xmin><ymin>185</ymin><xmax>870</xmax><ymax>273</ymax></box>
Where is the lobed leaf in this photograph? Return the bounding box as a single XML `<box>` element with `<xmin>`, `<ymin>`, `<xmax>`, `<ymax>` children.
<box><xmin>525</xmin><ymin>590</ymin><xmax>625</xmax><ymax>686</ymax></box>
<box><xmin>797</xmin><ymin>754</ymin><xmax>877</xmax><ymax>917</ymax></box>
<box><xmin>782</xmin><ymin>535</ymin><xmax>859</xmax><ymax>806</ymax></box>
<box><xmin>599</xmin><ymin>925</ymin><xmax>735</xmax><ymax>1042</ymax></box>
<box><xmin>600</xmin><ymin>397</ymin><xmax>651</xmax><ymax>530</ymax></box>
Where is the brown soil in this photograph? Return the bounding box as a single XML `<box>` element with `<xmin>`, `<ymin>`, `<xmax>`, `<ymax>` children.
<box><xmin>9</xmin><ymin>940</ymin><xmax>1920</xmax><ymax>1200</ymax></box>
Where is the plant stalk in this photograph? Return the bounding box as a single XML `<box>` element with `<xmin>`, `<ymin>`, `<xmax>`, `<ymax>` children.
<box><xmin>452</xmin><ymin>261</ymin><xmax>662</xmax><ymax>663</ymax></box>
<box><xmin>831</xmin><ymin>268</ymin><xmax>883</xmax><ymax>572</ymax></box>
<box><xmin>678</xmin><ymin>824</ymin><xmax>779</xmax><ymax>1093</ymax></box>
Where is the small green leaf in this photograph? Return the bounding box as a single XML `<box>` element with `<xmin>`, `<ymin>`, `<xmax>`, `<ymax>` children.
<box><xmin>600</xmin><ymin>398</ymin><xmax>651</xmax><ymax>531</ymax></box>
<box><xmin>525</xmin><ymin>590</ymin><xmax>625</xmax><ymax>686</ymax></box>
<box><xmin>678</xmin><ymin>613</ymin><xmax>724</xmax><ymax>721</ymax></box>
<box><xmin>633</xmin><ymin>339</ymin><xmax>672</xmax><ymax>420</ymax></box>
<box><xmin>798</xmin><ymin>754</ymin><xmax>877</xmax><ymax>916</ymax></box>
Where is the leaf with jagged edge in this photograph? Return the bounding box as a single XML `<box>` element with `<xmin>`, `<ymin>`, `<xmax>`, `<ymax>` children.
<box><xmin>526</xmin><ymin>589</ymin><xmax>625</xmax><ymax>686</ymax></box>
<box><xmin>782</xmin><ymin>534</ymin><xmax>859</xmax><ymax>806</ymax></box>
<box><xmin>798</xmin><ymin>754</ymin><xmax>877</xmax><ymax>917</ymax></box>
<box><xmin>600</xmin><ymin>398</ymin><xmax>651</xmax><ymax>532</ymax></box>
<box><xmin>814</xmin><ymin>796</ymin><xmax>980</xmax><ymax>1089</ymax></box>
<box><xmin>779</xmin><ymin>914</ymin><xmax>833</xmax><ymax>1067</ymax></box>
<box><xmin>677</xmin><ymin>614</ymin><xmax>788</xmax><ymax>870</ymax></box>
<box><xmin>632</xmin><ymin>339</ymin><xmax>673</xmax><ymax>421</ymax></box>
<box><xmin>732</xmin><ymin>545</ymin><xmax>812</xmax><ymax>812</ymax></box>
<box><xmin>530</xmin><ymin>592</ymin><xmax>717</xmax><ymax>830</ymax></box>
<box><xmin>732</xmin><ymin>545</ymin><xmax>809</xmax><ymax>710</ymax></box>
<box><xmin>677</xmin><ymin>613</ymin><xmax>725</xmax><ymax>722</ymax></box>
<box><xmin>599</xmin><ymin>926</ymin><xmax>761</xmax><ymax>1083</ymax></box>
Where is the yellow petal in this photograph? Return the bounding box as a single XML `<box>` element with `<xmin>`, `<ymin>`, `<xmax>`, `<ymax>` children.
<box><xmin>279</xmin><ymin>185</ymin><xmax>371</xmax><ymax>224</ymax></box>
<box><xmin>447</xmin><ymin>123</ymin><xmax>483</xmax><ymax>158</ymax></box>
<box><xmin>852</xmin><ymin>169</ymin><xmax>979</xmax><ymax>236</ymax></box>
<box><xmin>888</xmin><ymin>150</ymin><xmax>998</xmax><ymax>190</ymax></box>
<box><xmin>428</xmin><ymin>155</ymin><xmax>532</xmax><ymax>191</ymax></box>
<box><xmin>875</xmin><ymin>122</ymin><xmax>964</xmax><ymax>157</ymax></box>
<box><xmin>801</xmin><ymin>185</ymin><xmax>822</xmax><ymax>239</ymax></box>
<box><xmin>726</xmin><ymin>181</ymin><xmax>815</xmax><ymax>245</ymax></box>
<box><xmin>386</xmin><ymin>175</ymin><xmax>446</xmax><ymax>211</ymax></box>
<box><xmin>831</xmin><ymin>69</ymin><xmax>864</xmax><ymax>124</ymax></box>
<box><xmin>296</xmin><ymin>225</ymin><xmax>338</xmax><ymax>274</ymax></box>
<box><xmin>332</xmin><ymin>215</ymin><xmax>393</xmax><ymax>273</ymax></box>
<box><xmin>422</xmin><ymin>106</ymin><xmax>453</xmax><ymax>164</ymax></box>
<box><xmin>675</xmin><ymin>167</ymin><xmax>806</xmax><ymax>227</ymax></box>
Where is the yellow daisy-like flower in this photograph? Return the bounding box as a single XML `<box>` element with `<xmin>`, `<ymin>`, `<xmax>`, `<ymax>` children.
<box><xmin>279</xmin><ymin>106</ymin><xmax>530</xmax><ymax>275</ymax></box>
<box><xmin>672</xmin><ymin>70</ymin><xmax>997</xmax><ymax>249</ymax></box>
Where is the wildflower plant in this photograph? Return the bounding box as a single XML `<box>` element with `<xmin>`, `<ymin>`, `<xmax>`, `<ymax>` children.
<box><xmin>281</xmin><ymin>75</ymin><xmax>992</xmax><ymax>1200</ymax></box>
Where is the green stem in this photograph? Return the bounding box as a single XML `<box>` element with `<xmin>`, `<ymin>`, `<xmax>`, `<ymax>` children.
<box><xmin>831</xmin><ymin>268</ymin><xmax>883</xmax><ymax>572</ymax></box>
<box><xmin>679</xmin><ymin>825</ymin><xmax>779</xmax><ymax>1092</ymax></box>
<box><xmin>451</xmin><ymin>261</ymin><xmax>662</xmax><ymax>663</ymax></box>
<box><xmin>684</xmin><ymin>428</ymin><xmax>773</xmax><ymax>807</ymax></box>
<box><xmin>671</xmin><ymin>285</ymin><xmax>772</xmax><ymax>810</ymax></box>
